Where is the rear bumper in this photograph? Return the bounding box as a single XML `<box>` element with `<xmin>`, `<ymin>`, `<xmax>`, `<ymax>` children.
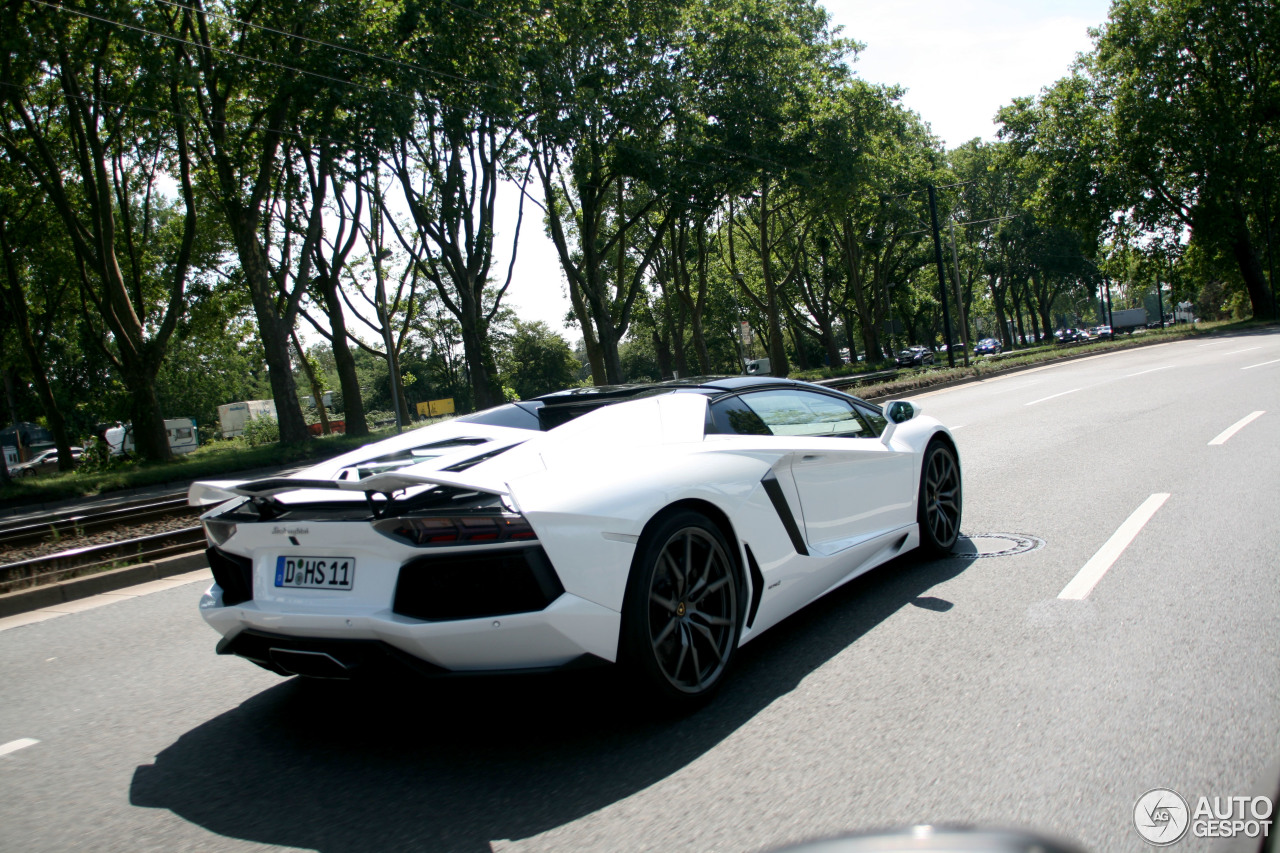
<box><xmin>217</xmin><ymin>628</ymin><xmax>610</xmax><ymax>679</ymax></box>
<box><xmin>200</xmin><ymin>584</ymin><xmax>621</xmax><ymax>673</ymax></box>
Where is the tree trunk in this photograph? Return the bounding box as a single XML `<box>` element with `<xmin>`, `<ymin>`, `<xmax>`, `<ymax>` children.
<box><xmin>316</xmin><ymin>273</ymin><xmax>368</xmax><ymax>437</ymax></box>
<box><xmin>0</xmin><ymin>226</ymin><xmax>75</xmax><ymax>471</ymax></box>
<box><xmin>293</xmin><ymin>331</ymin><xmax>330</xmax><ymax>435</ymax></box>
<box><xmin>459</xmin><ymin>317</ymin><xmax>502</xmax><ymax>410</ymax></box>
<box><xmin>121</xmin><ymin>364</ymin><xmax>171</xmax><ymax>460</ymax></box>
<box><xmin>566</xmin><ymin>276</ymin><xmax>606</xmax><ymax>384</ymax></box>
<box><xmin>1228</xmin><ymin>201</ymin><xmax>1276</xmax><ymax>319</ymax></box>
<box><xmin>232</xmin><ymin>220</ymin><xmax>310</xmax><ymax>444</ymax></box>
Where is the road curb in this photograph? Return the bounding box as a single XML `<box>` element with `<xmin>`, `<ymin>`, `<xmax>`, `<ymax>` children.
<box><xmin>0</xmin><ymin>550</ymin><xmax>208</xmax><ymax>618</ymax></box>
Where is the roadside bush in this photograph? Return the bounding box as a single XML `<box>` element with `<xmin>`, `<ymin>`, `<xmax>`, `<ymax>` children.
<box><xmin>242</xmin><ymin>414</ymin><xmax>279</xmax><ymax>447</ymax></box>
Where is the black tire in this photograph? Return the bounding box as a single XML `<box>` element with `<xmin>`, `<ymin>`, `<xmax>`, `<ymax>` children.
<box><xmin>619</xmin><ymin>510</ymin><xmax>743</xmax><ymax>709</ymax></box>
<box><xmin>917</xmin><ymin>440</ymin><xmax>962</xmax><ymax>556</ymax></box>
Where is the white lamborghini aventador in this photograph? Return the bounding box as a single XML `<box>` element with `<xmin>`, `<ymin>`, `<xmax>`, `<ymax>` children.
<box><xmin>190</xmin><ymin>377</ymin><xmax>962</xmax><ymax>706</ymax></box>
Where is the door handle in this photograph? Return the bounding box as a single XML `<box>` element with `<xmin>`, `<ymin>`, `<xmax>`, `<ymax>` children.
<box><xmin>801</xmin><ymin>454</ymin><xmax>821</xmax><ymax>462</ymax></box>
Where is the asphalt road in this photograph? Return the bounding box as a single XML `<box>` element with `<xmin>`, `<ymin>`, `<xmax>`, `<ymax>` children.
<box><xmin>2</xmin><ymin>329</ymin><xmax>1278</xmax><ymax>853</ymax></box>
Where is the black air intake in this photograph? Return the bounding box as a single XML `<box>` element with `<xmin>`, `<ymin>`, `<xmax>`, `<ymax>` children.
<box><xmin>393</xmin><ymin>546</ymin><xmax>564</xmax><ymax>621</ymax></box>
<box><xmin>206</xmin><ymin>546</ymin><xmax>254</xmax><ymax>605</ymax></box>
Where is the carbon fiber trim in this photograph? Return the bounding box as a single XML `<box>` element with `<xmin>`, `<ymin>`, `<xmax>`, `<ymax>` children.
<box><xmin>761</xmin><ymin>470</ymin><xmax>808</xmax><ymax>556</ymax></box>
<box><xmin>744</xmin><ymin>544</ymin><xmax>765</xmax><ymax>629</ymax></box>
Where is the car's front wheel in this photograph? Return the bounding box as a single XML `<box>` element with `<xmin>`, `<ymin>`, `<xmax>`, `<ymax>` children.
<box><xmin>620</xmin><ymin>511</ymin><xmax>742</xmax><ymax>709</ymax></box>
<box><xmin>917</xmin><ymin>440</ymin><xmax>962</xmax><ymax>556</ymax></box>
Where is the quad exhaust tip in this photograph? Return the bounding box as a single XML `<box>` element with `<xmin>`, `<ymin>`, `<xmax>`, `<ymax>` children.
<box><xmin>268</xmin><ymin>648</ymin><xmax>356</xmax><ymax>679</ymax></box>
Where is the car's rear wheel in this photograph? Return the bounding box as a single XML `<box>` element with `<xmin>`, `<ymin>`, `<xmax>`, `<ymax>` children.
<box><xmin>918</xmin><ymin>440</ymin><xmax>962</xmax><ymax>556</ymax></box>
<box><xmin>620</xmin><ymin>511</ymin><xmax>742</xmax><ymax>709</ymax></box>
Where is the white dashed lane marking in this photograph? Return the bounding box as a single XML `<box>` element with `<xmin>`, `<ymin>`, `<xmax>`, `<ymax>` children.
<box><xmin>1209</xmin><ymin>411</ymin><xmax>1265</xmax><ymax>446</ymax></box>
<box><xmin>1059</xmin><ymin>493</ymin><xmax>1170</xmax><ymax>601</ymax></box>
<box><xmin>1025</xmin><ymin>388</ymin><xmax>1081</xmax><ymax>407</ymax></box>
<box><xmin>1127</xmin><ymin>365</ymin><xmax>1174</xmax><ymax>378</ymax></box>
<box><xmin>0</xmin><ymin>738</ymin><xmax>40</xmax><ymax>757</ymax></box>
<box><xmin>1242</xmin><ymin>359</ymin><xmax>1280</xmax><ymax>371</ymax></box>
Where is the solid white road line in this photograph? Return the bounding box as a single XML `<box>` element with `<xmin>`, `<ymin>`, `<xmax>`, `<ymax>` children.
<box><xmin>1225</xmin><ymin>346</ymin><xmax>1262</xmax><ymax>355</ymax></box>
<box><xmin>1025</xmin><ymin>388</ymin><xmax>1081</xmax><ymax>406</ymax></box>
<box><xmin>1209</xmin><ymin>411</ymin><xmax>1265</xmax><ymax>446</ymax></box>
<box><xmin>1059</xmin><ymin>493</ymin><xmax>1170</xmax><ymax>600</ymax></box>
<box><xmin>1127</xmin><ymin>365</ymin><xmax>1174</xmax><ymax>378</ymax></box>
<box><xmin>1243</xmin><ymin>359</ymin><xmax>1280</xmax><ymax>371</ymax></box>
<box><xmin>0</xmin><ymin>738</ymin><xmax>40</xmax><ymax>757</ymax></box>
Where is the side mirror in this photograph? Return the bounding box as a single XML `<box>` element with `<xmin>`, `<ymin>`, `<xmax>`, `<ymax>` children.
<box><xmin>880</xmin><ymin>399</ymin><xmax>920</xmax><ymax>445</ymax></box>
<box><xmin>885</xmin><ymin>400</ymin><xmax>917</xmax><ymax>424</ymax></box>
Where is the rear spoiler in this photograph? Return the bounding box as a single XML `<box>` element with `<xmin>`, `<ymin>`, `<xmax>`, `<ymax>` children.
<box><xmin>188</xmin><ymin>471</ymin><xmax>508</xmax><ymax>507</ymax></box>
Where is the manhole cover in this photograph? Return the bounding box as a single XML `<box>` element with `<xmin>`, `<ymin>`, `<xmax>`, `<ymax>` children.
<box><xmin>952</xmin><ymin>533</ymin><xmax>1044</xmax><ymax>559</ymax></box>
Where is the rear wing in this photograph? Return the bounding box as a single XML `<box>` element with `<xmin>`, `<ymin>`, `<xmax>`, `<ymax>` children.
<box><xmin>188</xmin><ymin>471</ymin><xmax>508</xmax><ymax>507</ymax></box>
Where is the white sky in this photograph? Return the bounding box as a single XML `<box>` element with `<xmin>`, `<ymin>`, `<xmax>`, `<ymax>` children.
<box><xmin>494</xmin><ymin>0</ymin><xmax>1114</xmax><ymax>339</ymax></box>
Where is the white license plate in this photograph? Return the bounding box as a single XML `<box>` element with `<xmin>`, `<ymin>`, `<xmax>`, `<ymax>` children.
<box><xmin>274</xmin><ymin>556</ymin><xmax>355</xmax><ymax>590</ymax></box>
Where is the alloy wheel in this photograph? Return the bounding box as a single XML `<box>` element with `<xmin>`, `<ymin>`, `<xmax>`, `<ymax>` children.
<box><xmin>645</xmin><ymin>526</ymin><xmax>738</xmax><ymax>694</ymax></box>
<box><xmin>924</xmin><ymin>447</ymin><xmax>961</xmax><ymax>548</ymax></box>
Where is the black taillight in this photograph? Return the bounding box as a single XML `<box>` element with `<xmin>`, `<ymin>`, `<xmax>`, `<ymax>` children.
<box><xmin>373</xmin><ymin>514</ymin><xmax>537</xmax><ymax>547</ymax></box>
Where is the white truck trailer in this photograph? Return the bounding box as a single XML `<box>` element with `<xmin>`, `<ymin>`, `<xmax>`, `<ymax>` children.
<box><xmin>216</xmin><ymin>400</ymin><xmax>277</xmax><ymax>439</ymax></box>
<box><xmin>1110</xmin><ymin>307</ymin><xmax>1149</xmax><ymax>334</ymax></box>
<box><xmin>104</xmin><ymin>417</ymin><xmax>199</xmax><ymax>456</ymax></box>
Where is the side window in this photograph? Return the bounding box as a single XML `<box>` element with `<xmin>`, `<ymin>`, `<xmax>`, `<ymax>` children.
<box><xmin>710</xmin><ymin>396</ymin><xmax>771</xmax><ymax>435</ymax></box>
<box><xmin>853</xmin><ymin>401</ymin><xmax>889</xmax><ymax>437</ymax></box>
<box><xmin>715</xmin><ymin>390</ymin><xmax>872</xmax><ymax>438</ymax></box>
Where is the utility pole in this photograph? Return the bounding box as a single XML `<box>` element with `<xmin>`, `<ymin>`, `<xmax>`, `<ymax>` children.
<box><xmin>927</xmin><ymin>183</ymin><xmax>956</xmax><ymax>367</ymax></box>
<box><xmin>1156</xmin><ymin>274</ymin><xmax>1165</xmax><ymax>329</ymax></box>
<box><xmin>371</xmin><ymin>179</ymin><xmax>404</xmax><ymax>433</ymax></box>
<box><xmin>948</xmin><ymin>217</ymin><xmax>971</xmax><ymax>367</ymax></box>
<box><xmin>732</xmin><ymin>273</ymin><xmax>748</xmax><ymax>373</ymax></box>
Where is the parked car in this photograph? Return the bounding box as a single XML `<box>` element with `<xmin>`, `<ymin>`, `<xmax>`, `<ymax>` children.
<box><xmin>189</xmin><ymin>376</ymin><xmax>963</xmax><ymax>707</ymax></box>
<box><xmin>1054</xmin><ymin>328</ymin><xmax>1089</xmax><ymax>344</ymax></box>
<box><xmin>895</xmin><ymin>346</ymin><xmax>935</xmax><ymax>367</ymax></box>
<box><xmin>7</xmin><ymin>446</ymin><xmax>84</xmax><ymax>478</ymax></box>
<box><xmin>973</xmin><ymin>338</ymin><xmax>1003</xmax><ymax>356</ymax></box>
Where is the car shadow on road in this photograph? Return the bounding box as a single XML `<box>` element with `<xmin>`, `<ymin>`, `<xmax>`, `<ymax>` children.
<box><xmin>130</xmin><ymin>549</ymin><xmax>974</xmax><ymax>853</ymax></box>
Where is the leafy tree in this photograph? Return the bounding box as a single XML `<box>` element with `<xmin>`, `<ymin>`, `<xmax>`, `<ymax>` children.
<box><xmin>1042</xmin><ymin>0</ymin><xmax>1280</xmax><ymax>319</ymax></box>
<box><xmin>521</xmin><ymin>0</ymin><xmax>687</xmax><ymax>385</ymax></box>
<box><xmin>382</xmin><ymin>0</ymin><xmax>531</xmax><ymax>411</ymax></box>
<box><xmin>497</xmin><ymin>320</ymin><xmax>580</xmax><ymax>399</ymax></box>
<box><xmin>1</xmin><ymin>0</ymin><xmax>203</xmax><ymax>461</ymax></box>
<box><xmin>175</xmin><ymin>0</ymin><xmax>404</xmax><ymax>443</ymax></box>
